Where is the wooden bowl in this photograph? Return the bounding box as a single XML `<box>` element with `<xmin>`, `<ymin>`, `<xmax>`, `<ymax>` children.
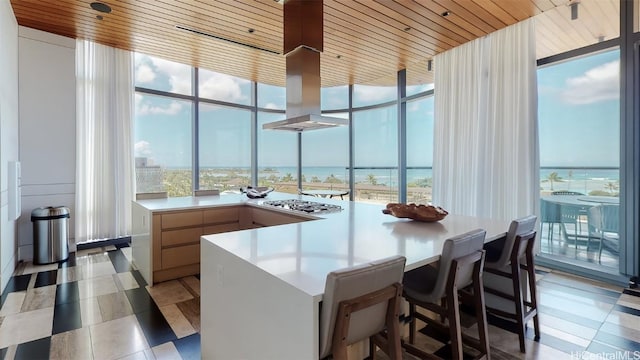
<box><xmin>382</xmin><ymin>203</ymin><xmax>448</xmax><ymax>222</ymax></box>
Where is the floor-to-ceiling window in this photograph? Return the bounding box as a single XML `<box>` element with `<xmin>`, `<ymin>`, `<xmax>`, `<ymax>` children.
<box><xmin>134</xmin><ymin>56</ymin><xmax>434</xmax><ymax>202</ymax></box>
<box><xmin>537</xmin><ymin>49</ymin><xmax>620</xmax><ymax>274</ymax></box>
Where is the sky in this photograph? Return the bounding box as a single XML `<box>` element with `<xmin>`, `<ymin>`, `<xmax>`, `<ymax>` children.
<box><xmin>134</xmin><ymin>49</ymin><xmax>619</xmax><ymax>169</ymax></box>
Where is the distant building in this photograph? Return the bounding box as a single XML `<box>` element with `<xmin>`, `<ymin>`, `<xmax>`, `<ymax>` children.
<box><xmin>135</xmin><ymin>157</ymin><xmax>164</xmax><ymax>192</ymax></box>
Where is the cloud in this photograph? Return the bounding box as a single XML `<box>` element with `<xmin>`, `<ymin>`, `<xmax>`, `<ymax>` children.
<box><xmin>263</xmin><ymin>102</ymin><xmax>280</xmax><ymax>110</ymax></box>
<box><xmin>135</xmin><ymin>140</ymin><xmax>152</xmax><ymax>157</ymax></box>
<box><xmin>135</xmin><ymin>64</ymin><xmax>156</xmax><ymax>84</ymax></box>
<box><xmin>560</xmin><ymin>60</ymin><xmax>620</xmax><ymax>104</ymax></box>
<box><xmin>354</xmin><ymin>85</ymin><xmax>396</xmax><ymax>104</ymax></box>
<box><xmin>136</xmin><ymin>99</ymin><xmax>183</xmax><ymax>116</ymax></box>
<box><xmin>199</xmin><ymin>71</ymin><xmax>249</xmax><ymax>103</ymax></box>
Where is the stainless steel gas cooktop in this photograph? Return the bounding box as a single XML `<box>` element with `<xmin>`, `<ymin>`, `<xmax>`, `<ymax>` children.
<box><xmin>260</xmin><ymin>199</ymin><xmax>342</xmax><ymax>214</ymax></box>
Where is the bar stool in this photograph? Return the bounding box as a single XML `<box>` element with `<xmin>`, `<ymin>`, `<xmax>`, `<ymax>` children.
<box><xmin>482</xmin><ymin>215</ymin><xmax>540</xmax><ymax>353</ymax></box>
<box><xmin>402</xmin><ymin>229</ymin><xmax>489</xmax><ymax>360</ymax></box>
<box><xmin>319</xmin><ymin>255</ymin><xmax>406</xmax><ymax>360</ymax></box>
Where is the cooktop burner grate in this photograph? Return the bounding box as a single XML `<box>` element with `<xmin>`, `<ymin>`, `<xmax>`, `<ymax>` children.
<box><xmin>261</xmin><ymin>199</ymin><xmax>343</xmax><ymax>213</ymax></box>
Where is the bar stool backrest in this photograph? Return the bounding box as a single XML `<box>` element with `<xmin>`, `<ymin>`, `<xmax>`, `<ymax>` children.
<box><xmin>492</xmin><ymin>215</ymin><xmax>537</xmax><ymax>268</ymax></box>
<box><xmin>319</xmin><ymin>255</ymin><xmax>406</xmax><ymax>359</ymax></box>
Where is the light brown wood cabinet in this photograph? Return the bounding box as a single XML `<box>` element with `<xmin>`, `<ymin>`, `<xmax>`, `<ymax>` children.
<box><xmin>140</xmin><ymin>204</ymin><xmax>311</xmax><ymax>284</ymax></box>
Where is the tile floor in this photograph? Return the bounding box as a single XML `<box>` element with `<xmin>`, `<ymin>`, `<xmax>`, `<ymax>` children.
<box><xmin>0</xmin><ymin>243</ymin><xmax>639</xmax><ymax>359</ymax></box>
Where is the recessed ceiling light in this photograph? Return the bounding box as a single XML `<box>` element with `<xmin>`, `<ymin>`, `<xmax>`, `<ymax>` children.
<box><xmin>441</xmin><ymin>10</ymin><xmax>451</xmax><ymax>17</ymax></box>
<box><xmin>90</xmin><ymin>2</ymin><xmax>112</xmax><ymax>14</ymax></box>
<box><xmin>248</xmin><ymin>28</ymin><xmax>255</xmax><ymax>33</ymax></box>
<box><xmin>404</xmin><ymin>27</ymin><xmax>411</xmax><ymax>31</ymax></box>
<box><xmin>96</xmin><ymin>15</ymin><xmax>103</xmax><ymax>20</ymax></box>
<box><xmin>336</xmin><ymin>55</ymin><xmax>341</xmax><ymax>59</ymax></box>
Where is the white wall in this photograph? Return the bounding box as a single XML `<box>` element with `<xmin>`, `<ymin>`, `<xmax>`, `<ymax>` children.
<box><xmin>17</xmin><ymin>27</ymin><xmax>76</xmax><ymax>261</ymax></box>
<box><xmin>0</xmin><ymin>1</ymin><xmax>20</xmax><ymax>292</ymax></box>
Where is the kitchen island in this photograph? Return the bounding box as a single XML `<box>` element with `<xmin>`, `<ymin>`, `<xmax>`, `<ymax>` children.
<box><xmin>193</xmin><ymin>193</ymin><xmax>510</xmax><ymax>360</ymax></box>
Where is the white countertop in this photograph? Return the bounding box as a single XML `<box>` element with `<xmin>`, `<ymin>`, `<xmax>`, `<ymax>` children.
<box><xmin>146</xmin><ymin>192</ymin><xmax>511</xmax><ymax>301</ymax></box>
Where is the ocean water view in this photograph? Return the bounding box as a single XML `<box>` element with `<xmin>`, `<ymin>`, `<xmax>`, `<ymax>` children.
<box><xmin>141</xmin><ymin>166</ymin><xmax>620</xmax><ymax>202</ymax></box>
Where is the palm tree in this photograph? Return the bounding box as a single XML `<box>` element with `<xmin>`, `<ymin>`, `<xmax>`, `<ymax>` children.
<box><xmin>282</xmin><ymin>173</ymin><xmax>294</xmax><ymax>182</ymax></box>
<box><xmin>543</xmin><ymin>172</ymin><xmax>562</xmax><ymax>191</ymax></box>
<box><xmin>367</xmin><ymin>174</ymin><xmax>378</xmax><ymax>185</ymax></box>
<box><xmin>605</xmin><ymin>181</ymin><xmax>619</xmax><ymax>194</ymax></box>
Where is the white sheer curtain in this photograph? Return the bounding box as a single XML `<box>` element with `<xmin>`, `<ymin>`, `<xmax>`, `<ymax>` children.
<box><xmin>433</xmin><ymin>18</ymin><xmax>539</xmax><ymax>220</ymax></box>
<box><xmin>75</xmin><ymin>39</ymin><xmax>134</xmax><ymax>243</ymax></box>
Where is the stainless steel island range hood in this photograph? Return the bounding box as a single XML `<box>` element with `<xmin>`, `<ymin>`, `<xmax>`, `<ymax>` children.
<box><xmin>262</xmin><ymin>0</ymin><xmax>347</xmax><ymax>132</ymax></box>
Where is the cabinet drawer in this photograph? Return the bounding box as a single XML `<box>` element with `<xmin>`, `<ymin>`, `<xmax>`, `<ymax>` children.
<box><xmin>161</xmin><ymin>210</ymin><xmax>203</xmax><ymax>229</ymax></box>
<box><xmin>203</xmin><ymin>207</ymin><xmax>239</xmax><ymax>224</ymax></box>
<box><xmin>203</xmin><ymin>223</ymin><xmax>241</xmax><ymax>235</ymax></box>
<box><xmin>161</xmin><ymin>227</ymin><xmax>203</xmax><ymax>248</ymax></box>
<box><xmin>161</xmin><ymin>244</ymin><xmax>200</xmax><ymax>269</ymax></box>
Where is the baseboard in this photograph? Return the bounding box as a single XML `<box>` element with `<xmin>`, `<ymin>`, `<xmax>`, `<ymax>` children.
<box><xmin>76</xmin><ymin>236</ymin><xmax>131</xmax><ymax>250</ymax></box>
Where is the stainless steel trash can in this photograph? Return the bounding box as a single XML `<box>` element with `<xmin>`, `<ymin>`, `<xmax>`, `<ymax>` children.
<box><xmin>31</xmin><ymin>206</ymin><xmax>70</xmax><ymax>264</ymax></box>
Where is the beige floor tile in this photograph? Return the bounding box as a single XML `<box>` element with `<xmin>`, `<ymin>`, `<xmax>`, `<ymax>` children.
<box><xmin>152</xmin><ymin>342</ymin><xmax>182</xmax><ymax>360</ymax></box>
<box><xmin>75</xmin><ymin>248</ymin><xmax>107</xmax><ymax>258</ymax></box>
<box><xmin>606</xmin><ymin>310</ymin><xmax>640</xmax><ymax>332</ymax></box>
<box><xmin>146</xmin><ymin>280</ymin><xmax>193</xmax><ymax>307</ymax></box>
<box><xmin>21</xmin><ymin>284</ymin><xmax>57</xmax><ymax>312</ymax></box>
<box><xmin>78</xmin><ymin>275</ymin><xmax>119</xmax><ymax>299</ymax></box>
<box><xmin>115</xmin><ymin>272</ymin><xmax>140</xmax><ymax>291</ymax></box>
<box><xmin>90</xmin><ymin>315</ymin><xmax>149</xmax><ymax>360</ymax></box>
<box><xmin>83</xmin><ymin>261</ymin><xmax>117</xmax><ymax>280</ymax></box>
<box><xmin>57</xmin><ymin>266</ymin><xmax>84</xmax><ymax>284</ymax></box>
<box><xmin>179</xmin><ymin>276</ymin><xmax>200</xmax><ymax>297</ymax></box>
<box><xmin>79</xmin><ymin>297</ymin><xmax>103</xmax><ymax>327</ymax></box>
<box><xmin>538</xmin><ymin>313</ymin><xmax>597</xmax><ymax>341</ymax></box>
<box><xmin>117</xmin><ymin>349</ymin><xmax>154</xmax><ymax>360</ymax></box>
<box><xmin>104</xmin><ymin>245</ymin><xmax>117</xmax><ymax>251</ymax></box>
<box><xmin>50</xmin><ymin>327</ymin><xmax>94</xmax><ymax>360</ymax></box>
<box><xmin>21</xmin><ymin>262</ymin><xmax>58</xmax><ymax>275</ymax></box>
<box><xmin>617</xmin><ymin>293</ymin><xmax>640</xmax><ymax>311</ymax></box>
<box><xmin>159</xmin><ymin>304</ymin><xmax>196</xmax><ymax>338</ymax></box>
<box><xmin>0</xmin><ymin>307</ymin><xmax>54</xmax><ymax>348</ymax></box>
<box><xmin>13</xmin><ymin>261</ymin><xmax>26</xmax><ymax>276</ymax></box>
<box><xmin>0</xmin><ymin>292</ymin><xmax>26</xmax><ymax>316</ymax></box>
<box><xmin>97</xmin><ymin>292</ymin><xmax>134</xmax><ymax>322</ymax></box>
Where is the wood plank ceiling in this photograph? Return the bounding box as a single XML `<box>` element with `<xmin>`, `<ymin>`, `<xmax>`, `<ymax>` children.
<box><xmin>10</xmin><ymin>0</ymin><xmax>619</xmax><ymax>87</ymax></box>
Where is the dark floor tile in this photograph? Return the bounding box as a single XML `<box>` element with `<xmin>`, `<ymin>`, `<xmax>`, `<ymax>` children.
<box><xmin>55</xmin><ymin>282</ymin><xmax>79</xmax><ymax>306</ymax></box>
<box><xmin>194</xmin><ymin>274</ymin><xmax>200</xmax><ymax>280</ymax></box>
<box><xmin>176</xmin><ymin>298</ymin><xmax>200</xmax><ymax>332</ymax></box>
<box><xmin>593</xmin><ymin>330</ymin><xmax>640</xmax><ymax>351</ymax></box>
<box><xmin>613</xmin><ymin>304</ymin><xmax>640</xmax><ymax>317</ymax></box>
<box><xmin>59</xmin><ymin>252</ymin><xmax>77</xmax><ymax>268</ymax></box>
<box><xmin>418</xmin><ymin>324</ymin><xmax>451</xmax><ymax>344</ymax></box>
<box><xmin>432</xmin><ymin>344</ymin><xmax>476</xmax><ymax>360</ymax></box>
<box><xmin>115</xmin><ymin>242</ymin><xmax>130</xmax><ymax>249</ymax></box>
<box><xmin>135</xmin><ymin>309</ymin><xmax>177</xmax><ymax>347</ymax></box>
<box><xmin>173</xmin><ymin>333</ymin><xmax>201</xmax><ymax>360</ymax></box>
<box><xmin>124</xmin><ymin>287</ymin><xmax>155</xmax><ymax>314</ymax></box>
<box><xmin>14</xmin><ymin>337</ymin><xmax>51</xmax><ymax>360</ymax></box>
<box><xmin>108</xmin><ymin>250</ymin><xmax>133</xmax><ymax>273</ymax></box>
<box><xmin>622</xmin><ymin>288</ymin><xmax>640</xmax><ymax>297</ymax></box>
<box><xmin>537</xmin><ymin>304</ymin><xmax>603</xmax><ymax>329</ymax></box>
<box><xmin>35</xmin><ymin>270</ymin><xmax>58</xmax><ymax>288</ymax></box>
<box><xmin>486</xmin><ymin>313</ymin><xmax>520</xmax><ymax>334</ymax></box>
<box><xmin>130</xmin><ymin>270</ymin><xmax>148</xmax><ymax>287</ymax></box>
<box><xmin>0</xmin><ymin>347</ymin><xmax>6</xmax><ymax>360</ymax></box>
<box><xmin>2</xmin><ymin>274</ymin><xmax>31</xmax><ymax>295</ymax></box>
<box><xmin>52</xmin><ymin>302</ymin><xmax>82</xmax><ymax>335</ymax></box>
<box><xmin>1</xmin><ymin>274</ymin><xmax>31</xmax><ymax>308</ymax></box>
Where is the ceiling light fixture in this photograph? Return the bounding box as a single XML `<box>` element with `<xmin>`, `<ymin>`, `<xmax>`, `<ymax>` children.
<box><xmin>90</xmin><ymin>2</ymin><xmax>112</xmax><ymax>13</ymax></box>
<box><xmin>427</xmin><ymin>59</ymin><xmax>433</xmax><ymax>72</ymax></box>
<box><xmin>175</xmin><ymin>25</ymin><xmax>281</xmax><ymax>55</ymax></box>
<box><xmin>441</xmin><ymin>11</ymin><xmax>451</xmax><ymax>17</ymax></box>
<box><xmin>404</xmin><ymin>27</ymin><xmax>411</xmax><ymax>31</ymax></box>
<box><xmin>568</xmin><ymin>0</ymin><xmax>579</xmax><ymax>20</ymax></box>
<box><xmin>248</xmin><ymin>28</ymin><xmax>255</xmax><ymax>33</ymax></box>
<box><xmin>96</xmin><ymin>15</ymin><xmax>103</xmax><ymax>20</ymax></box>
